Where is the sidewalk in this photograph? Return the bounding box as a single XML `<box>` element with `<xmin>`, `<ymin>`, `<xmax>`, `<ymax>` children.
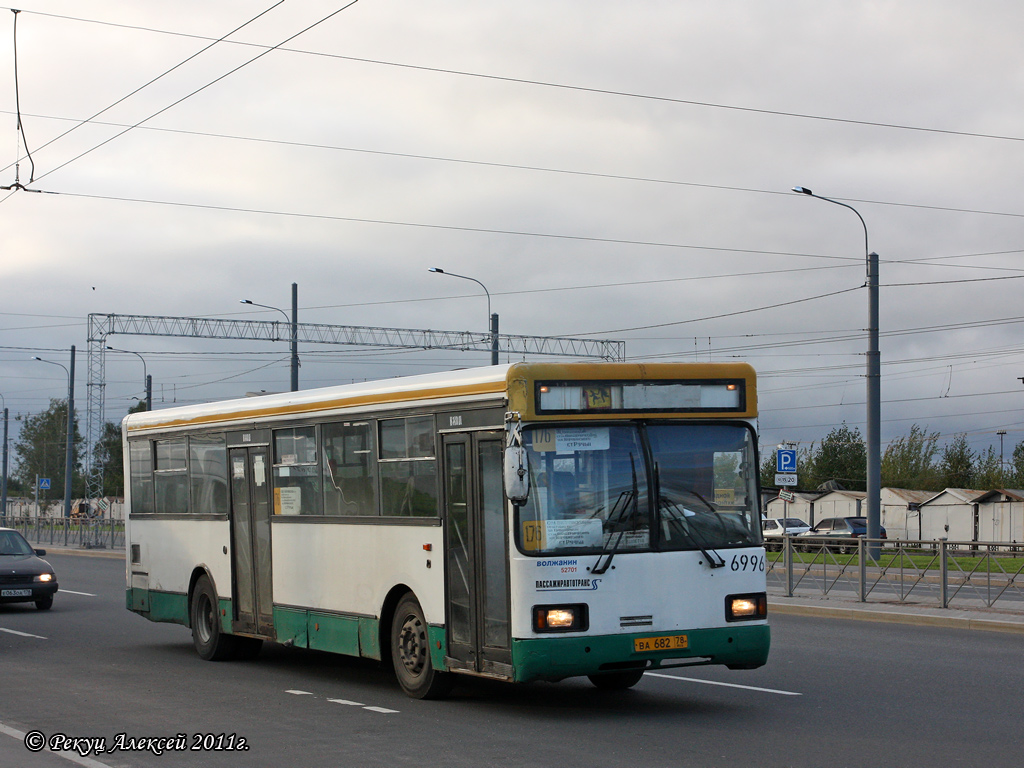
<box><xmin>768</xmin><ymin>589</ymin><xmax>1024</xmax><ymax>635</ymax></box>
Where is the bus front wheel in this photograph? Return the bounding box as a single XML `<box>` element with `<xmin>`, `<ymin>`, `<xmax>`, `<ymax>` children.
<box><xmin>390</xmin><ymin>594</ymin><xmax>453</xmax><ymax>699</ymax></box>
<box><xmin>190</xmin><ymin>575</ymin><xmax>237</xmax><ymax>661</ymax></box>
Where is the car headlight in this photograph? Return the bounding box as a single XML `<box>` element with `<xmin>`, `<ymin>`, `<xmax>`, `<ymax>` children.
<box><xmin>35</xmin><ymin>573</ymin><xmax>54</xmax><ymax>583</ymax></box>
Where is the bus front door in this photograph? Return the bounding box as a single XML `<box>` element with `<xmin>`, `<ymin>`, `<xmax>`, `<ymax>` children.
<box><xmin>443</xmin><ymin>433</ymin><xmax>511</xmax><ymax>677</ymax></box>
<box><xmin>229</xmin><ymin>446</ymin><xmax>274</xmax><ymax>638</ymax></box>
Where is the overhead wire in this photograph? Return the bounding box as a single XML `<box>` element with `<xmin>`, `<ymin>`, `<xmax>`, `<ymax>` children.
<box><xmin>9</xmin><ymin>107</ymin><xmax>1024</xmax><ymax>227</ymax></box>
<box><xmin>2</xmin><ymin>1</ymin><xmax>288</xmax><ymax>186</ymax></box>
<box><xmin>4</xmin><ymin>5</ymin><xmax>1024</xmax><ymax>144</ymax></box>
<box><xmin>25</xmin><ymin>1</ymin><xmax>364</xmax><ymax>188</ymax></box>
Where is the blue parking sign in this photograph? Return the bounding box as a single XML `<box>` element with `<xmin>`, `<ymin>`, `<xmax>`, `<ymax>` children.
<box><xmin>776</xmin><ymin>450</ymin><xmax>797</xmax><ymax>473</ymax></box>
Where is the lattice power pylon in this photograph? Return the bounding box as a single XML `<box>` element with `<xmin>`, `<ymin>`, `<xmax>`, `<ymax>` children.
<box><xmin>84</xmin><ymin>312</ymin><xmax>625</xmax><ymax>501</ymax></box>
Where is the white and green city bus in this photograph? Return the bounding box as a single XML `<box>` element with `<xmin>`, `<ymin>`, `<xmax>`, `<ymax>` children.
<box><xmin>124</xmin><ymin>362</ymin><xmax>769</xmax><ymax>698</ymax></box>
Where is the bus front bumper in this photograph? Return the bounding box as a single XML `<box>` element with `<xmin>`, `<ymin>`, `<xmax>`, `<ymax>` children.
<box><xmin>511</xmin><ymin>623</ymin><xmax>770</xmax><ymax>683</ymax></box>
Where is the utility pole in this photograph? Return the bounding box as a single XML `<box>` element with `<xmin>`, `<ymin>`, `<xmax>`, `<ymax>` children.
<box><xmin>1</xmin><ymin>405</ymin><xmax>8</xmax><ymax>526</ymax></box>
<box><xmin>291</xmin><ymin>282</ymin><xmax>299</xmax><ymax>392</ymax></box>
<box><xmin>64</xmin><ymin>346</ymin><xmax>75</xmax><ymax>520</ymax></box>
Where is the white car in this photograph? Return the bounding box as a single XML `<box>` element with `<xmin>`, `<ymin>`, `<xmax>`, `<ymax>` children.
<box><xmin>761</xmin><ymin>518</ymin><xmax>811</xmax><ymax>550</ymax></box>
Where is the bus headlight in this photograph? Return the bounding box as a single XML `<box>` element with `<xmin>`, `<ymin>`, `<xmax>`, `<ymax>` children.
<box><xmin>533</xmin><ymin>604</ymin><xmax>589</xmax><ymax>633</ymax></box>
<box><xmin>726</xmin><ymin>593</ymin><xmax>767</xmax><ymax>622</ymax></box>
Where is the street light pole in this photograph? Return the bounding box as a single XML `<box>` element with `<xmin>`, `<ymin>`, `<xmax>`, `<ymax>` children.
<box><xmin>997</xmin><ymin>430</ymin><xmax>1007</xmax><ymax>479</ymax></box>
<box><xmin>241</xmin><ymin>286</ymin><xmax>299</xmax><ymax>391</ymax></box>
<box><xmin>792</xmin><ymin>186</ymin><xmax>881</xmax><ymax>556</ymax></box>
<box><xmin>429</xmin><ymin>267</ymin><xmax>499</xmax><ymax>365</ymax></box>
<box><xmin>33</xmin><ymin>346</ymin><xmax>76</xmax><ymax>521</ymax></box>
<box><xmin>106</xmin><ymin>346</ymin><xmax>151</xmax><ymax>411</ymax></box>
<box><xmin>1</xmin><ymin>393</ymin><xmax>8</xmax><ymax>526</ymax></box>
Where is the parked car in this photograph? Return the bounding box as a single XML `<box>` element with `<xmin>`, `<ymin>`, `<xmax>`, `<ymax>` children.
<box><xmin>761</xmin><ymin>518</ymin><xmax>811</xmax><ymax>550</ymax></box>
<box><xmin>0</xmin><ymin>528</ymin><xmax>59</xmax><ymax>610</ymax></box>
<box><xmin>795</xmin><ymin>517</ymin><xmax>887</xmax><ymax>554</ymax></box>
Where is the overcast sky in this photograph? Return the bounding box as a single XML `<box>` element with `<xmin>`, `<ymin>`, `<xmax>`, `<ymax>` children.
<box><xmin>2</xmin><ymin>0</ymin><xmax>1023</xmax><ymax>463</ymax></box>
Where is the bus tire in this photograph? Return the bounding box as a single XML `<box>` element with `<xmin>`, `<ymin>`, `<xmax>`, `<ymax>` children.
<box><xmin>190</xmin><ymin>575</ymin><xmax>237</xmax><ymax>661</ymax></box>
<box><xmin>588</xmin><ymin>669</ymin><xmax>645</xmax><ymax>690</ymax></box>
<box><xmin>390</xmin><ymin>593</ymin><xmax>453</xmax><ymax>699</ymax></box>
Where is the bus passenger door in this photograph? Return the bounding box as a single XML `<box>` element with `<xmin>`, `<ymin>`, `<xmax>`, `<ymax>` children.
<box><xmin>443</xmin><ymin>432</ymin><xmax>511</xmax><ymax>677</ymax></box>
<box><xmin>229</xmin><ymin>446</ymin><xmax>274</xmax><ymax>638</ymax></box>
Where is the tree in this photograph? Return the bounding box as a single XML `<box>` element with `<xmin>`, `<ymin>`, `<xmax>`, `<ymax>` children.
<box><xmin>13</xmin><ymin>399</ymin><xmax>83</xmax><ymax>502</ymax></box>
<box><xmin>881</xmin><ymin>424</ymin><xmax>940</xmax><ymax>490</ymax></box>
<box><xmin>806</xmin><ymin>423</ymin><xmax>865</xmax><ymax>491</ymax></box>
<box><xmin>1010</xmin><ymin>441</ymin><xmax>1024</xmax><ymax>488</ymax></box>
<box><xmin>938</xmin><ymin>433</ymin><xmax>975</xmax><ymax>489</ymax></box>
<box><xmin>973</xmin><ymin>446</ymin><xmax>1004</xmax><ymax>489</ymax></box>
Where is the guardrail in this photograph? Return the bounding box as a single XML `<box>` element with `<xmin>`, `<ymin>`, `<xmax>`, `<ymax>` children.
<box><xmin>766</xmin><ymin>536</ymin><xmax>1024</xmax><ymax>611</ymax></box>
<box><xmin>5</xmin><ymin>516</ymin><xmax>125</xmax><ymax>551</ymax></box>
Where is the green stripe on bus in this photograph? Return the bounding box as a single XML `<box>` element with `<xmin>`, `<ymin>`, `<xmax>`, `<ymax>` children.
<box><xmin>126</xmin><ymin>588</ymin><xmax>189</xmax><ymax>626</ymax></box>
<box><xmin>308</xmin><ymin>611</ymin><xmax>361</xmax><ymax>656</ymax></box>
<box><xmin>511</xmin><ymin>625</ymin><xmax>770</xmax><ymax>683</ymax></box>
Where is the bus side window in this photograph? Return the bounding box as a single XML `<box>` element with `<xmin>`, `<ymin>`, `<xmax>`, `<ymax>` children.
<box><xmin>273</xmin><ymin>426</ymin><xmax>321</xmax><ymax>516</ymax></box>
<box><xmin>322</xmin><ymin>421</ymin><xmax>378</xmax><ymax>516</ymax></box>
<box><xmin>378</xmin><ymin>416</ymin><xmax>438</xmax><ymax>518</ymax></box>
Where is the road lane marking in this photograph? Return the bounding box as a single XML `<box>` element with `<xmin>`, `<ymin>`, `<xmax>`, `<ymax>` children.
<box><xmin>305</xmin><ymin>693</ymin><xmax>400</xmax><ymax>714</ymax></box>
<box><xmin>0</xmin><ymin>722</ymin><xmax>115</xmax><ymax>768</ymax></box>
<box><xmin>60</xmin><ymin>590</ymin><xmax>97</xmax><ymax>596</ymax></box>
<box><xmin>0</xmin><ymin>627</ymin><xmax>47</xmax><ymax>639</ymax></box>
<box><xmin>645</xmin><ymin>672</ymin><xmax>802</xmax><ymax>696</ymax></box>
<box><xmin>285</xmin><ymin>690</ymin><xmax>314</xmax><ymax>695</ymax></box>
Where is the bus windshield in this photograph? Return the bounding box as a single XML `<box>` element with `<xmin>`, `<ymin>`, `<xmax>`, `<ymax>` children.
<box><xmin>516</xmin><ymin>422</ymin><xmax>760</xmax><ymax>556</ymax></box>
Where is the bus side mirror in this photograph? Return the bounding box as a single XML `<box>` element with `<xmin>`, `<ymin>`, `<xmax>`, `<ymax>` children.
<box><xmin>504</xmin><ymin>445</ymin><xmax>530</xmax><ymax>504</ymax></box>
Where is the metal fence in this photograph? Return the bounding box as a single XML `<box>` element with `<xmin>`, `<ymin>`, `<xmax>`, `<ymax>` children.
<box><xmin>6</xmin><ymin>515</ymin><xmax>125</xmax><ymax>551</ymax></box>
<box><xmin>767</xmin><ymin>537</ymin><xmax>1024</xmax><ymax>611</ymax></box>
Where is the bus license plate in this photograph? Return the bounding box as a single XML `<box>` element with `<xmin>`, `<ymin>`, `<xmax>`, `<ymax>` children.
<box><xmin>634</xmin><ymin>634</ymin><xmax>688</xmax><ymax>653</ymax></box>
<box><xmin>2</xmin><ymin>589</ymin><xmax>32</xmax><ymax>597</ymax></box>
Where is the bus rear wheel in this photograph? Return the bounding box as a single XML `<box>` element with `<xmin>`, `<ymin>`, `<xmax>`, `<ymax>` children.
<box><xmin>390</xmin><ymin>594</ymin><xmax>453</xmax><ymax>699</ymax></box>
<box><xmin>190</xmin><ymin>575</ymin><xmax>238</xmax><ymax>661</ymax></box>
<box><xmin>588</xmin><ymin>669</ymin><xmax>645</xmax><ymax>690</ymax></box>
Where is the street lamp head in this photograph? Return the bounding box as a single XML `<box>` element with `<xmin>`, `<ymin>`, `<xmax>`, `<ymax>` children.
<box><xmin>428</xmin><ymin>267</ymin><xmax>444</xmax><ymax>274</ymax></box>
<box><xmin>31</xmin><ymin>356</ymin><xmax>42</xmax><ymax>361</ymax></box>
<box><xmin>240</xmin><ymin>299</ymin><xmax>254</xmax><ymax>305</ymax></box>
<box><xmin>792</xmin><ymin>186</ymin><xmax>813</xmax><ymax>195</ymax></box>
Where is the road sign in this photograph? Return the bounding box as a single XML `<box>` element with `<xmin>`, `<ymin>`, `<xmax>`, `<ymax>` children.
<box><xmin>38</xmin><ymin>478</ymin><xmax>51</xmax><ymax>490</ymax></box>
<box><xmin>775</xmin><ymin>473</ymin><xmax>797</xmax><ymax>487</ymax></box>
<box><xmin>776</xmin><ymin>449</ymin><xmax>797</xmax><ymax>473</ymax></box>
<box><xmin>779</xmin><ymin>489</ymin><xmax>795</xmax><ymax>502</ymax></box>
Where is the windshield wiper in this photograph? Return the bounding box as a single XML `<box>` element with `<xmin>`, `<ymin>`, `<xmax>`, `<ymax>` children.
<box><xmin>592</xmin><ymin>455</ymin><xmax>639</xmax><ymax>575</ymax></box>
<box><xmin>655</xmin><ymin>464</ymin><xmax>725</xmax><ymax>569</ymax></box>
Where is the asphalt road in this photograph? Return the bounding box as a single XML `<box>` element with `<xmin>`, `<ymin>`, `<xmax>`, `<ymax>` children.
<box><xmin>1</xmin><ymin>554</ymin><xmax>1021</xmax><ymax>768</ymax></box>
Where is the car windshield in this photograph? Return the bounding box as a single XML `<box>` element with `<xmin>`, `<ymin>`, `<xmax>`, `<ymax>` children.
<box><xmin>847</xmin><ymin>518</ymin><xmax>867</xmax><ymax>530</ymax></box>
<box><xmin>0</xmin><ymin>530</ymin><xmax>34</xmax><ymax>556</ymax></box>
<box><xmin>516</xmin><ymin>422</ymin><xmax>760</xmax><ymax>555</ymax></box>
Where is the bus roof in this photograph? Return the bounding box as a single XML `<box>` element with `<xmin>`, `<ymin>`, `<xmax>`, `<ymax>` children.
<box><xmin>123</xmin><ymin>361</ymin><xmax>756</xmax><ymax>434</ymax></box>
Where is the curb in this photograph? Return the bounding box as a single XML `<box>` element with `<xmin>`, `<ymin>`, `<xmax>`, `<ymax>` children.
<box><xmin>769</xmin><ymin>599</ymin><xmax>1024</xmax><ymax>635</ymax></box>
<box><xmin>36</xmin><ymin>546</ymin><xmax>124</xmax><ymax>560</ymax></box>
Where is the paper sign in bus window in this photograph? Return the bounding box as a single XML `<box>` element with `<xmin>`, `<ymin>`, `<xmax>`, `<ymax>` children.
<box><xmin>522</xmin><ymin>518</ymin><xmax>602</xmax><ymax>551</ymax></box>
<box><xmin>275</xmin><ymin>486</ymin><xmax>302</xmax><ymax>515</ymax></box>
<box><xmin>253</xmin><ymin>455</ymin><xmax>266</xmax><ymax>486</ymax></box>
<box><xmin>556</xmin><ymin>428</ymin><xmax>609</xmax><ymax>453</ymax></box>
